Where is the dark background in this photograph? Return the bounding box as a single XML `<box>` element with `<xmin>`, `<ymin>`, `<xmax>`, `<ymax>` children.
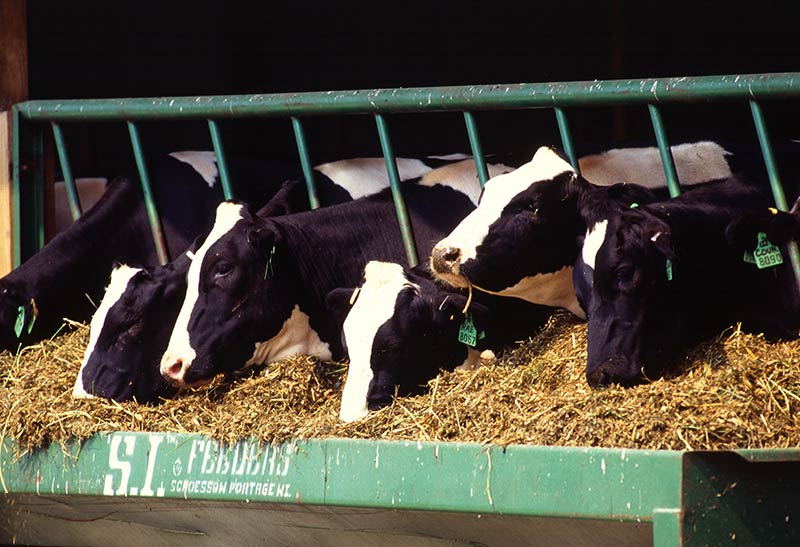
<box><xmin>25</xmin><ymin>1</ymin><xmax>800</xmax><ymax>177</ymax></box>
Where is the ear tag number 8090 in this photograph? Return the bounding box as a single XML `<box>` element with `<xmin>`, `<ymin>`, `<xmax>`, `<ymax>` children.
<box><xmin>753</xmin><ymin>232</ymin><xmax>783</xmax><ymax>269</ymax></box>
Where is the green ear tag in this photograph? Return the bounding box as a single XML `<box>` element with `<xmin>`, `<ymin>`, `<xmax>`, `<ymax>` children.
<box><xmin>458</xmin><ymin>314</ymin><xmax>478</xmax><ymax>347</ymax></box>
<box><xmin>14</xmin><ymin>306</ymin><xmax>25</xmax><ymax>338</ymax></box>
<box><xmin>665</xmin><ymin>259</ymin><xmax>673</xmax><ymax>282</ymax></box>
<box><xmin>264</xmin><ymin>245</ymin><xmax>276</xmax><ymax>279</ymax></box>
<box><xmin>26</xmin><ymin>311</ymin><xmax>36</xmax><ymax>334</ymax></box>
<box><xmin>753</xmin><ymin>232</ymin><xmax>783</xmax><ymax>269</ymax></box>
<box><xmin>630</xmin><ymin>202</ymin><xmax>639</xmax><ymax>209</ymax></box>
<box><xmin>743</xmin><ymin>251</ymin><xmax>756</xmax><ymax>264</ymax></box>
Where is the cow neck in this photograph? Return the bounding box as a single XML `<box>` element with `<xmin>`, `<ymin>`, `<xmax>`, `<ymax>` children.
<box><xmin>3</xmin><ymin>179</ymin><xmax>151</xmax><ymax>322</ymax></box>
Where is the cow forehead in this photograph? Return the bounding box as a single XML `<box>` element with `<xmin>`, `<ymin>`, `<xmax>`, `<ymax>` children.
<box><xmin>480</xmin><ymin>147</ymin><xmax>574</xmax><ymax>210</ymax></box>
<box><xmin>436</xmin><ymin>147</ymin><xmax>574</xmax><ymax>261</ymax></box>
<box><xmin>582</xmin><ymin>220</ymin><xmax>609</xmax><ymax>270</ymax></box>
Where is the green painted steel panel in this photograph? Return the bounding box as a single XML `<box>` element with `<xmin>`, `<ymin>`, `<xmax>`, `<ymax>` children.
<box><xmin>0</xmin><ymin>433</ymin><xmax>681</xmax><ymax>522</ymax></box>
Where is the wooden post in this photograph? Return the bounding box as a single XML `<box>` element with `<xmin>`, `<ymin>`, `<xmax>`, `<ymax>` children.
<box><xmin>0</xmin><ymin>0</ymin><xmax>28</xmax><ymax>275</ymax></box>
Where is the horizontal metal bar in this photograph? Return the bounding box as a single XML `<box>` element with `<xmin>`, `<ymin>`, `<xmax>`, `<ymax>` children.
<box><xmin>15</xmin><ymin>73</ymin><xmax>800</xmax><ymax>122</ymax></box>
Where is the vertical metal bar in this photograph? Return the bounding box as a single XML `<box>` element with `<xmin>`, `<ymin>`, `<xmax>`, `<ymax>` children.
<box><xmin>126</xmin><ymin>121</ymin><xmax>170</xmax><ymax>265</ymax></box>
<box><xmin>749</xmin><ymin>100</ymin><xmax>800</xmax><ymax>289</ymax></box>
<box><xmin>374</xmin><ymin>113</ymin><xmax>418</xmax><ymax>267</ymax></box>
<box><xmin>554</xmin><ymin>108</ymin><xmax>581</xmax><ymax>174</ymax></box>
<box><xmin>29</xmin><ymin>122</ymin><xmax>45</xmax><ymax>255</ymax></box>
<box><xmin>207</xmin><ymin>120</ymin><xmax>234</xmax><ymax>200</ymax></box>
<box><xmin>51</xmin><ymin>122</ymin><xmax>82</xmax><ymax>220</ymax></box>
<box><xmin>462</xmin><ymin>111</ymin><xmax>490</xmax><ymax>187</ymax></box>
<box><xmin>647</xmin><ymin>104</ymin><xmax>681</xmax><ymax>198</ymax></box>
<box><xmin>291</xmin><ymin>117</ymin><xmax>321</xmax><ymax>209</ymax></box>
<box><xmin>11</xmin><ymin>108</ymin><xmax>22</xmax><ymax>268</ymax></box>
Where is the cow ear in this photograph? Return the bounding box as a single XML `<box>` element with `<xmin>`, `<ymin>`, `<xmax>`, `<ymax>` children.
<box><xmin>649</xmin><ymin>230</ymin><xmax>674</xmax><ymax>259</ymax></box>
<box><xmin>725</xmin><ymin>209</ymin><xmax>799</xmax><ymax>250</ymax></box>
<box><xmin>256</xmin><ymin>180</ymin><xmax>304</xmax><ymax>218</ymax></box>
<box><xmin>325</xmin><ymin>287</ymin><xmax>358</xmax><ymax>327</ymax></box>
<box><xmin>431</xmin><ymin>293</ymin><xmax>466</xmax><ymax>325</ymax></box>
<box><xmin>246</xmin><ymin>221</ymin><xmax>281</xmax><ymax>254</ymax></box>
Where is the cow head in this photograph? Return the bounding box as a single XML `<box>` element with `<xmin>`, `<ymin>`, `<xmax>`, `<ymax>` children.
<box><xmin>73</xmin><ymin>253</ymin><xmax>192</xmax><ymax>403</ymax></box>
<box><xmin>159</xmin><ymin>201</ymin><xmax>300</xmax><ymax>388</ymax></box>
<box><xmin>583</xmin><ymin>208</ymin><xmax>679</xmax><ymax>388</ymax></box>
<box><xmin>327</xmin><ymin>261</ymin><xmax>488</xmax><ymax>422</ymax></box>
<box><xmin>430</xmin><ymin>146</ymin><xmax>586</xmax><ymax>317</ymax></box>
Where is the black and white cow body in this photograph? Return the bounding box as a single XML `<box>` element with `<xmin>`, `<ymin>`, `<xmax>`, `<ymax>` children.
<box><xmin>327</xmin><ymin>261</ymin><xmax>552</xmax><ymax>422</ymax></box>
<box><xmin>72</xmin><ymin>155</ymin><xmax>493</xmax><ymax>402</ymax></box>
<box><xmin>159</xmin><ymin>181</ymin><xmax>478</xmax><ymax>388</ymax></box>
<box><xmin>0</xmin><ymin>152</ymin><xmax>470</xmax><ymax>353</ymax></box>
<box><xmin>430</xmin><ymin>144</ymin><xmax>735</xmax><ymax>317</ymax></box>
<box><xmin>581</xmin><ymin>176</ymin><xmax>800</xmax><ymax>388</ymax></box>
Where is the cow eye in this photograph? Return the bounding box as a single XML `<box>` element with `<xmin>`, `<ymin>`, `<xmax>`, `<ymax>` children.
<box><xmin>214</xmin><ymin>262</ymin><xmax>234</xmax><ymax>278</ymax></box>
<box><xmin>615</xmin><ymin>266</ymin><xmax>636</xmax><ymax>288</ymax></box>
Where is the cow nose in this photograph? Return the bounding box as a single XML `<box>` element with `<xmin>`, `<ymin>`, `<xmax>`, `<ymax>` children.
<box><xmin>586</xmin><ymin>366</ymin><xmax>611</xmax><ymax>388</ymax></box>
<box><xmin>430</xmin><ymin>246</ymin><xmax>462</xmax><ymax>274</ymax></box>
<box><xmin>163</xmin><ymin>358</ymin><xmax>186</xmax><ymax>384</ymax></box>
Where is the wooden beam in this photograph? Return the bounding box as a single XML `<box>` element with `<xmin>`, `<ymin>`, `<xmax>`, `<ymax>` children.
<box><xmin>0</xmin><ymin>0</ymin><xmax>28</xmax><ymax>110</ymax></box>
<box><xmin>0</xmin><ymin>0</ymin><xmax>28</xmax><ymax>274</ymax></box>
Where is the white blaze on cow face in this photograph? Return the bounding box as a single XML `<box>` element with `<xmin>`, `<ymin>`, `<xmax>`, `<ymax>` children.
<box><xmin>168</xmin><ymin>151</ymin><xmax>219</xmax><ymax>187</ymax></box>
<box><xmin>245</xmin><ymin>305</ymin><xmax>331</xmax><ymax>366</ymax></box>
<box><xmin>339</xmin><ymin>261</ymin><xmax>415</xmax><ymax>423</ymax></box>
<box><xmin>582</xmin><ymin>220</ymin><xmax>609</xmax><ymax>271</ymax></box>
<box><xmin>73</xmin><ymin>264</ymin><xmax>142</xmax><ymax>399</ymax></box>
<box><xmin>315</xmin><ymin>158</ymin><xmax>431</xmax><ymax>200</ymax></box>
<box><xmin>160</xmin><ymin>202</ymin><xmax>244</xmax><ymax>381</ymax></box>
<box><xmin>433</xmin><ymin>147</ymin><xmax>575</xmax><ymax>269</ymax></box>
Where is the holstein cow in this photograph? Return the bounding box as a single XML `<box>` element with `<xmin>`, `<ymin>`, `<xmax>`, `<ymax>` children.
<box><xmin>326</xmin><ymin>261</ymin><xmax>552</xmax><ymax>422</ymax></box>
<box><xmin>158</xmin><ymin>180</ymin><xmax>481</xmax><ymax>389</ymax></box>
<box><xmin>0</xmin><ymin>151</ymin><xmax>470</xmax><ymax>354</ymax></box>
<box><xmin>580</xmin><ymin>175</ymin><xmax>800</xmax><ymax>388</ymax></box>
<box><xmin>430</xmin><ymin>142</ymin><xmax>737</xmax><ymax>317</ymax></box>
<box><xmin>71</xmin><ymin>155</ymin><xmax>497</xmax><ymax>402</ymax></box>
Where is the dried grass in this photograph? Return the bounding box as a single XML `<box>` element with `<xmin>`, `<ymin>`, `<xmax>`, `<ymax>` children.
<box><xmin>2</xmin><ymin>311</ymin><xmax>799</xmax><ymax>455</ymax></box>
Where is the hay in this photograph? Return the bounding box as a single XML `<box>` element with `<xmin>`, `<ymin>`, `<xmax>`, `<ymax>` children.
<box><xmin>2</xmin><ymin>311</ymin><xmax>800</xmax><ymax>455</ymax></box>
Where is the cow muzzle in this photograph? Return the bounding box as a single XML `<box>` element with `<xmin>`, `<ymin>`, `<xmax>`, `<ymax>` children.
<box><xmin>585</xmin><ymin>355</ymin><xmax>643</xmax><ymax>388</ymax></box>
<box><xmin>161</xmin><ymin>356</ymin><xmax>189</xmax><ymax>387</ymax></box>
<box><xmin>430</xmin><ymin>245</ymin><xmax>462</xmax><ymax>275</ymax></box>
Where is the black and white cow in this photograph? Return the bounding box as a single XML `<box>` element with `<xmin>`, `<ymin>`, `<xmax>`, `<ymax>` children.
<box><xmin>580</xmin><ymin>175</ymin><xmax>800</xmax><ymax>388</ymax></box>
<box><xmin>0</xmin><ymin>151</ymin><xmax>476</xmax><ymax>354</ymax></box>
<box><xmin>326</xmin><ymin>261</ymin><xmax>552</xmax><ymax>422</ymax></box>
<box><xmin>158</xmin><ymin>180</ymin><xmax>481</xmax><ymax>389</ymax></box>
<box><xmin>71</xmin><ymin>155</ymin><xmax>496</xmax><ymax>402</ymax></box>
<box><xmin>430</xmin><ymin>142</ymin><xmax>739</xmax><ymax>317</ymax></box>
